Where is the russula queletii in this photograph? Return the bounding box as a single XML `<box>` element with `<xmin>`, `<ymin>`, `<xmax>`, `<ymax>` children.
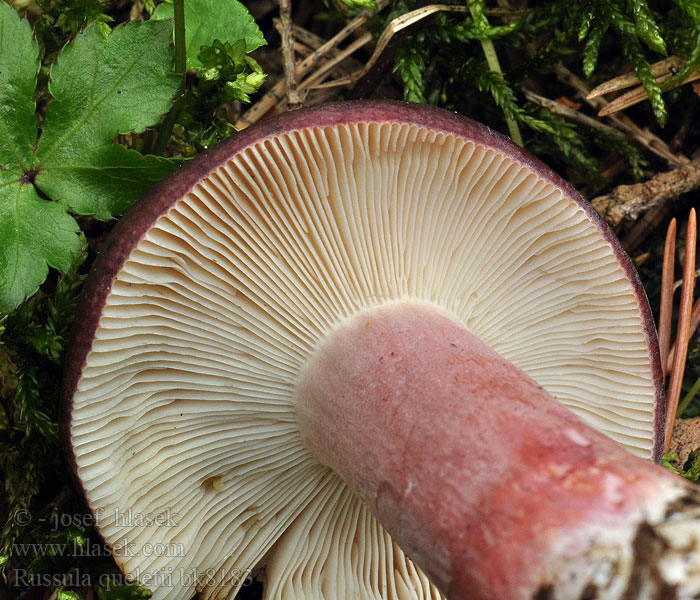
<box><xmin>63</xmin><ymin>100</ymin><xmax>700</xmax><ymax>600</ymax></box>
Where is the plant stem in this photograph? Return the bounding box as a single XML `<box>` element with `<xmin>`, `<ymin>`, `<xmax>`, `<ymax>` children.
<box><xmin>678</xmin><ymin>374</ymin><xmax>700</xmax><ymax>418</ymax></box>
<box><xmin>173</xmin><ymin>0</ymin><xmax>186</xmax><ymax>75</ymax></box>
<box><xmin>467</xmin><ymin>1</ymin><xmax>523</xmax><ymax>147</ymax></box>
<box><xmin>153</xmin><ymin>0</ymin><xmax>186</xmax><ymax>156</ymax></box>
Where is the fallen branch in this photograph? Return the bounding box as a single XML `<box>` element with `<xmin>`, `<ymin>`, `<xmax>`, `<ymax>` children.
<box><xmin>591</xmin><ymin>157</ymin><xmax>700</xmax><ymax>227</ymax></box>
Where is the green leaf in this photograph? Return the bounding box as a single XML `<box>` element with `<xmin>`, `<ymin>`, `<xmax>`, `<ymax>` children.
<box><xmin>56</xmin><ymin>591</ymin><xmax>81</xmax><ymax>600</ymax></box>
<box><xmin>664</xmin><ymin>24</ymin><xmax>700</xmax><ymax>89</ymax></box>
<box><xmin>582</xmin><ymin>18</ymin><xmax>608</xmax><ymax>77</ymax></box>
<box><xmin>35</xmin><ymin>19</ymin><xmax>179</xmax><ymax>182</ymax></box>
<box><xmin>0</xmin><ymin>183</ymin><xmax>80</xmax><ymax>314</ymax></box>
<box><xmin>661</xmin><ymin>453</ymin><xmax>683</xmax><ymax>475</ymax></box>
<box><xmin>394</xmin><ymin>45</ymin><xmax>427</xmax><ymax>103</ymax></box>
<box><xmin>338</xmin><ymin>0</ymin><xmax>378</xmax><ymax>10</ymax></box>
<box><xmin>671</xmin><ymin>0</ymin><xmax>700</xmax><ymax>24</ymax></box>
<box><xmin>462</xmin><ymin>0</ymin><xmax>518</xmax><ymax>40</ymax></box>
<box><xmin>629</xmin><ymin>0</ymin><xmax>667</xmax><ymax>55</ymax></box>
<box><xmin>577</xmin><ymin>7</ymin><xmax>594</xmax><ymax>41</ymax></box>
<box><xmin>678</xmin><ymin>449</ymin><xmax>700</xmax><ymax>483</ymax></box>
<box><xmin>36</xmin><ymin>145</ymin><xmax>182</xmax><ymax>219</ymax></box>
<box><xmin>607</xmin><ymin>6</ymin><xmax>667</xmax><ymax>125</ymax></box>
<box><xmin>0</xmin><ymin>2</ymin><xmax>40</xmax><ymax>175</ymax></box>
<box><xmin>153</xmin><ymin>0</ymin><xmax>266</xmax><ymax>69</ymax></box>
<box><xmin>98</xmin><ymin>583</ymin><xmax>152</xmax><ymax>600</ymax></box>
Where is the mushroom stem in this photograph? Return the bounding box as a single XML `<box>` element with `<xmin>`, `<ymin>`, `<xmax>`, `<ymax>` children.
<box><xmin>297</xmin><ymin>301</ymin><xmax>700</xmax><ymax>600</ymax></box>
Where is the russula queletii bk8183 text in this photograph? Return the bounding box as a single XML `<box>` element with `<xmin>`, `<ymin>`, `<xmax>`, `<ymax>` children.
<box><xmin>63</xmin><ymin>100</ymin><xmax>700</xmax><ymax>600</ymax></box>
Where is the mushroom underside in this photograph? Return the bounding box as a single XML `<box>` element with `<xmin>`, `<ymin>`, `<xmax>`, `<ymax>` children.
<box><xmin>67</xmin><ymin>113</ymin><xmax>667</xmax><ymax>600</ymax></box>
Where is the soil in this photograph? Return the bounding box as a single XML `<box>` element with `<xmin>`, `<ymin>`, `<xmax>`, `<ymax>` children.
<box><xmin>669</xmin><ymin>417</ymin><xmax>700</xmax><ymax>467</ymax></box>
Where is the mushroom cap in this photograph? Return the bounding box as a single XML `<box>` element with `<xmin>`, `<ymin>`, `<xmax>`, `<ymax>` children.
<box><xmin>62</xmin><ymin>100</ymin><xmax>664</xmax><ymax>600</ymax></box>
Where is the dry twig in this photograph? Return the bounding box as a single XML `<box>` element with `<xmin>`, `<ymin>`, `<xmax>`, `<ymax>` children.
<box><xmin>288</xmin><ymin>23</ymin><xmax>362</xmax><ymax>72</ymax></box>
<box><xmin>555</xmin><ymin>65</ymin><xmax>689</xmax><ymax>168</ymax></box>
<box><xmin>586</xmin><ymin>57</ymin><xmax>700</xmax><ymax>118</ymax></box>
<box><xmin>674</xmin><ymin>268</ymin><xmax>700</xmax><ymax>293</ymax></box>
<box><xmin>236</xmin><ymin>0</ymin><xmax>389</xmax><ymax>129</ymax></box>
<box><xmin>667</xmin><ymin>291</ymin><xmax>700</xmax><ymax>374</ymax></box>
<box><xmin>312</xmin><ymin>4</ymin><xmax>469</xmax><ymax>91</ymax></box>
<box><xmin>523</xmin><ymin>90</ymin><xmax>623</xmax><ymax>136</ymax></box>
<box><xmin>587</xmin><ymin>57</ymin><xmax>686</xmax><ymax>99</ymax></box>
<box><xmin>599</xmin><ymin>73</ymin><xmax>700</xmax><ymax>118</ymax></box>
<box><xmin>275</xmin><ymin>0</ymin><xmax>300</xmax><ymax>108</ymax></box>
<box><xmin>591</xmin><ymin>157</ymin><xmax>700</xmax><ymax>227</ymax></box>
<box><xmin>298</xmin><ymin>33</ymin><xmax>373</xmax><ymax>97</ymax></box>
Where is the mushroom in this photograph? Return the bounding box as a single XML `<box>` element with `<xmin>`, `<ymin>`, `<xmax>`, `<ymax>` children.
<box><xmin>63</xmin><ymin>100</ymin><xmax>700</xmax><ymax>600</ymax></box>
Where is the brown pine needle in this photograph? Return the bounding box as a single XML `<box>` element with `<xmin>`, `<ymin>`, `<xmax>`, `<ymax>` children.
<box><xmin>587</xmin><ymin>57</ymin><xmax>686</xmax><ymax>100</ymax></box>
<box><xmin>585</xmin><ymin>56</ymin><xmax>700</xmax><ymax>118</ymax></box>
<box><xmin>554</xmin><ymin>65</ymin><xmax>688</xmax><ymax>167</ymax></box>
<box><xmin>598</xmin><ymin>72</ymin><xmax>700</xmax><ymax>118</ymax></box>
<box><xmin>659</xmin><ymin>218</ymin><xmax>677</xmax><ymax>378</ymax></box>
<box><xmin>667</xmin><ymin>295</ymin><xmax>700</xmax><ymax>373</ymax></box>
<box><xmin>664</xmin><ymin>209</ymin><xmax>697</xmax><ymax>452</ymax></box>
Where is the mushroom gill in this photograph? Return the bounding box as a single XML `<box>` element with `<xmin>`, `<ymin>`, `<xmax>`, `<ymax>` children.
<box><xmin>65</xmin><ymin>103</ymin><xmax>667</xmax><ymax>600</ymax></box>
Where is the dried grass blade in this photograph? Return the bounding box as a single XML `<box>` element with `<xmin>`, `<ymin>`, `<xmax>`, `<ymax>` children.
<box><xmin>317</xmin><ymin>4</ymin><xmax>468</xmax><ymax>90</ymax></box>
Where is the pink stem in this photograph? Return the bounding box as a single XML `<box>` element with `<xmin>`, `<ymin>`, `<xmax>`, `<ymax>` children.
<box><xmin>297</xmin><ymin>302</ymin><xmax>699</xmax><ymax>599</ymax></box>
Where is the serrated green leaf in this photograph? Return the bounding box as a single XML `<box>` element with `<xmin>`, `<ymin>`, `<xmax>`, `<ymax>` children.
<box><xmin>153</xmin><ymin>0</ymin><xmax>266</xmax><ymax>69</ymax></box>
<box><xmin>56</xmin><ymin>591</ymin><xmax>80</xmax><ymax>600</ymax></box>
<box><xmin>36</xmin><ymin>144</ymin><xmax>182</xmax><ymax>219</ymax></box>
<box><xmin>0</xmin><ymin>2</ymin><xmax>40</xmax><ymax>175</ymax></box>
<box><xmin>0</xmin><ymin>183</ymin><xmax>80</xmax><ymax>314</ymax></box>
<box><xmin>35</xmin><ymin>19</ymin><xmax>179</xmax><ymax>175</ymax></box>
